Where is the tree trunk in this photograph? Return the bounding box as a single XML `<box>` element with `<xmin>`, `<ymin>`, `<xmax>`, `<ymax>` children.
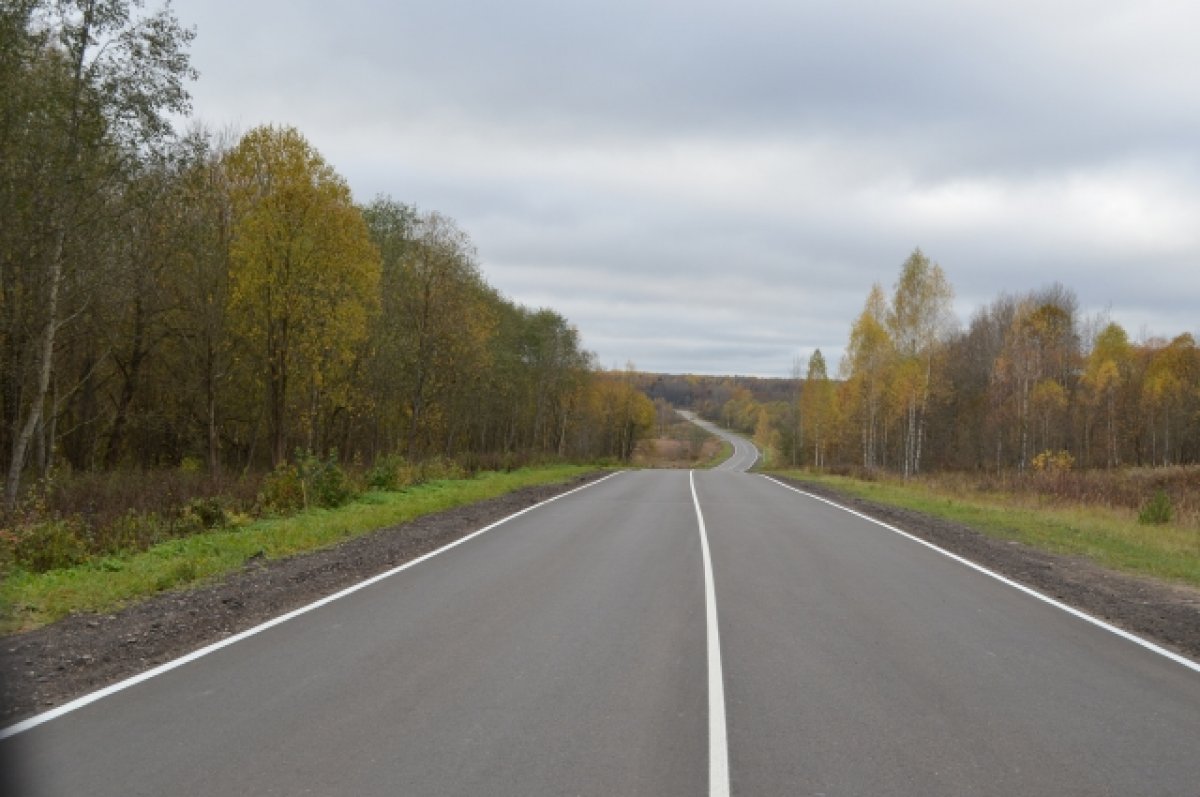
<box><xmin>5</xmin><ymin>234</ymin><xmax>63</xmax><ymax>509</ymax></box>
<box><xmin>104</xmin><ymin>298</ymin><xmax>148</xmax><ymax>468</ymax></box>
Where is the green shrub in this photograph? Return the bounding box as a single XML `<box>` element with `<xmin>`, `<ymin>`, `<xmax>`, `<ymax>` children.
<box><xmin>260</xmin><ymin>463</ymin><xmax>306</xmax><ymax>514</ymax></box>
<box><xmin>1138</xmin><ymin>490</ymin><xmax>1173</xmax><ymax>525</ymax></box>
<box><xmin>261</xmin><ymin>452</ymin><xmax>356</xmax><ymax>512</ymax></box>
<box><xmin>11</xmin><ymin>517</ymin><xmax>90</xmax><ymax>572</ymax></box>
<box><xmin>95</xmin><ymin>511</ymin><xmax>168</xmax><ymax>554</ymax></box>
<box><xmin>183</xmin><ymin>497</ymin><xmax>227</xmax><ymax>530</ymax></box>
<box><xmin>418</xmin><ymin>457</ymin><xmax>466</xmax><ymax>483</ymax></box>
<box><xmin>366</xmin><ymin>455</ymin><xmax>417</xmax><ymax>490</ymax></box>
<box><xmin>299</xmin><ymin>451</ymin><xmax>354</xmax><ymax>508</ymax></box>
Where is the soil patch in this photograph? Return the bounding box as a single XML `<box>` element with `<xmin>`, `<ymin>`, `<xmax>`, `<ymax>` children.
<box><xmin>774</xmin><ymin>475</ymin><xmax>1200</xmax><ymax>663</ymax></box>
<box><xmin>0</xmin><ymin>473</ymin><xmax>607</xmax><ymax>725</ymax></box>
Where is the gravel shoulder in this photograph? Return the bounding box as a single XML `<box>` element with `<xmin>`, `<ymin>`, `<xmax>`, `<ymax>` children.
<box><xmin>773</xmin><ymin>475</ymin><xmax>1200</xmax><ymax>665</ymax></box>
<box><xmin>1</xmin><ymin>473</ymin><xmax>607</xmax><ymax>725</ymax></box>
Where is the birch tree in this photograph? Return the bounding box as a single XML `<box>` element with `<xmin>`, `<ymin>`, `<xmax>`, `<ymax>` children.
<box><xmin>887</xmin><ymin>249</ymin><xmax>954</xmax><ymax>478</ymax></box>
<box><xmin>843</xmin><ymin>284</ymin><xmax>892</xmax><ymax>470</ymax></box>
<box><xmin>800</xmin><ymin>350</ymin><xmax>833</xmax><ymax>468</ymax></box>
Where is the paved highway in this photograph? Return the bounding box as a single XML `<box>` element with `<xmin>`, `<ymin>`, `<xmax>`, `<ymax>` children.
<box><xmin>5</xmin><ymin>427</ymin><xmax>1200</xmax><ymax>795</ymax></box>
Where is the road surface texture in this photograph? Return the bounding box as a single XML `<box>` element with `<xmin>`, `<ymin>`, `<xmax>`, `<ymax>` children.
<box><xmin>5</xmin><ymin>430</ymin><xmax>1200</xmax><ymax>795</ymax></box>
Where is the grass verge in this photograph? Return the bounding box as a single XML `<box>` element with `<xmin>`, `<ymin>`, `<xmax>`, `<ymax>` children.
<box><xmin>701</xmin><ymin>440</ymin><xmax>735</xmax><ymax>469</ymax></box>
<box><xmin>775</xmin><ymin>470</ymin><xmax>1200</xmax><ymax>589</ymax></box>
<box><xmin>0</xmin><ymin>465</ymin><xmax>595</xmax><ymax>635</ymax></box>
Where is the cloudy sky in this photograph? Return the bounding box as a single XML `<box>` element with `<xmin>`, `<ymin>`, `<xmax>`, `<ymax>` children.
<box><xmin>170</xmin><ymin>0</ymin><xmax>1199</xmax><ymax>376</ymax></box>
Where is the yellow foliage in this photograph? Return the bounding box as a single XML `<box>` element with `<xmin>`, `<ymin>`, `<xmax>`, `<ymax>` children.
<box><xmin>1031</xmin><ymin>449</ymin><xmax>1074</xmax><ymax>472</ymax></box>
<box><xmin>223</xmin><ymin>125</ymin><xmax>381</xmax><ymax>460</ymax></box>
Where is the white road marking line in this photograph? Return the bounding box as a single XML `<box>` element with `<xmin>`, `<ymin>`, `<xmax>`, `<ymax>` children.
<box><xmin>690</xmin><ymin>470</ymin><xmax>731</xmax><ymax>797</ymax></box>
<box><xmin>763</xmin><ymin>475</ymin><xmax>1200</xmax><ymax>675</ymax></box>
<box><xmin>0</xmin><ymin>472</ymin><xmax>624</xmax><ymax>740</ymax></box>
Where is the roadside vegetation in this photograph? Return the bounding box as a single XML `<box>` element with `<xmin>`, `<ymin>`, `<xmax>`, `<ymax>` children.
<box><xmin>0</xmin><ymin>463</ymin><xmax>595</xmax><ymax>634</ymax></box>
<box><xmin>635</xmin><ymin>250</ymin><xmax>1198</xmax><ymax>591</ymax></box>
<box><xmin>644</xmin><ymin>252</ymin><xmax>1198</xmax><ymax>477</ymax></box>
<box><xmin>0</xmin><ymin>0</ymin><xmax>660</xmax><ymax>627</ymax></box>
<box><xmin>630</xmin><ymin>403</ymin><xmax>731</xmax><ymax>469</ymax></box>
<box><xmin>775</xmin><ymin>466</ymin><xmax>1200</xmax><ymax>589</ymax></box>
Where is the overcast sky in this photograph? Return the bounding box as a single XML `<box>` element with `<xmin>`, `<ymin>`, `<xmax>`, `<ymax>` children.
<box><xmin>169</xmin><ymin>0</ymin><xmax>1199</xmax><ymax>376</ymax></box>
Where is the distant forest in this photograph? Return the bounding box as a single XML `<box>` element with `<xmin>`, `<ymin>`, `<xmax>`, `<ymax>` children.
<box><xmin>682</xmin><ymin>250</ymin><xmax>1199</xmax><ymax>473</ymax></box>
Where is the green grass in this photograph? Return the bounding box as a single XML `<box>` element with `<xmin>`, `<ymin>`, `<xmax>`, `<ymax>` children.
<box><xmin>700</xmin><ymin>440</ymin><xmax>735</xmax><ymax>469</ymax></box>
<box><xmin>0</xmin><ymin>465</ymin><xmax>595</xmax><ymax>635</ymax></box>
<box><xmin>775</xmin><ymin>470</ymin><xmax>1200</xmax><ymax>588</ymax></box>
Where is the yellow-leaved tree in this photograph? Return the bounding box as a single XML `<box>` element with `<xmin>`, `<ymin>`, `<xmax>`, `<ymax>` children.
<box><xmin>224</xmin><ymin>125</ymin><xmax>380</xmax><ymax>466</ymax></box>
<box><xmin>842</xmin><ymin>284</ymin><xmax>893</xmax><ymax>470</ymax></box>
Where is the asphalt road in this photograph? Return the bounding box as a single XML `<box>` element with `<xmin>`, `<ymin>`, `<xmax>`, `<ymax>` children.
<box><xmin>678</xmin><ymin>411</ymin><xmax>760</xmax><ymax>472</ymax></box>
<box><xmin>5</xmin><ymin>431</ymin><xmax>1200</xmax><ymax>795</ymax></box>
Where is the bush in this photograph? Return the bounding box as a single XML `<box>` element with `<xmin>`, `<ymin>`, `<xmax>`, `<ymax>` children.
<box><xmin>418</xmin><ymin>457</ymin><xmax>466</xmax><ymax>483</ymax></box>
<box><xmin>260</xmin><ymin>452</ymin><xmax>356</xmax><ymax>512</ymax></box>
<box><xmin>1138</xmin><ymin>490</ymin><xmax>1173</xmax><ymax>525</ymax></box>
<box><xmin>1032</xmin><ymin>450</ymin><xmax>1075</xmax><ymax>473</ymax></box>
<box><xmin>303</xmin><ymin>453</ymin><xmax>354</xmax><ymax>508</ymax></box>
<box><xmin>10</xmin><ymin>517</ymin><xmax>90</xmax><ymax>573</ymax></box>
<box><xmin>93</xmin><ymin>510</ymin><xmax>167</xmax><ymax>554</ymax></box>
<box><xmin>259</xmin><ymin>463</ymin><xmax>306</xmax><ymax>514</ymax></box>
<box><xmin>183</xmin><ymin>497</ymin><xmax>227</xmax><ymax>530</ymax></box>
<box><xmin>366</xmin><ymin>455</ymin><xmax>417</xmax><ymax>490</ymax></box>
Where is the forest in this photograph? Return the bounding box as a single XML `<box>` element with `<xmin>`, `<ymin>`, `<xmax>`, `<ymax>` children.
<box><xmin>710</xmin><ymin>250</ymin><xmax>1200</xmax><ymax>475</ymax></box>
<box><xmin>0</xmin><ymin>0</ymin><xmax>656</xmax><ymax>520</ymax></box>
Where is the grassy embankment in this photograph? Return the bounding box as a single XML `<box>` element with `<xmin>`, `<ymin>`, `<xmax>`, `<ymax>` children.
<box><xmin>773</xmin><ymin>468</ymin><xmax>1200</xmax><ymax>589</ymax></box>
<box><xmin>0</xmin><ymin>465</ymin><xmax>594</xmax><ymax>635</ymax></box>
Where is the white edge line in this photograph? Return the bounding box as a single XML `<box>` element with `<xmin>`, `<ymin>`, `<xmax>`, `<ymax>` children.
<box><xmin>0</xmin><ymin>471</ymin><xmax>624</xmax><ymax>740</ymax></box>
<box><xmin>690</xmin><ymin>470</ymin><xmax>730</xmax><ymax>797</ymax></box>
<box><xmin>762</xmin><ymin>475</ymin><xmax>1200</xmax><ymax>675</ymax></box>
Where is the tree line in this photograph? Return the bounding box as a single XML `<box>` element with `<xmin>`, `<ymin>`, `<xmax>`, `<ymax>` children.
<box><xmin>1</xmin><ymin>0</ymin><xmax>652</xmax><ymax>510</ymax></box>
<box><xmin>717</xmin><ymin>250</ymin><xmax>1199</xmax><ymax>473</ymax></box>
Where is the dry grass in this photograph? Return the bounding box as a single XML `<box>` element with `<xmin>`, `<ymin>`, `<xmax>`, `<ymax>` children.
<box><xmin>782</xmin><ymin>467</ymin><xmax>1200</xmax><ymax>588</ymax></box>
<box><xmin>921</xmin><ymin>466</ymin><xmax>1200</xmax><ymax>528</ymax></box>
<box><xmin>632</xmin><ymin>420</ymin><xmax>725</xmax><ymax>468</ymax></box>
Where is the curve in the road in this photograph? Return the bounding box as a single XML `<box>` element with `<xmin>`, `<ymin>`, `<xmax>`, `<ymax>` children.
<box><xmin>677</xmin><ymin>411</ymin><xmax>759</xmax><ymax>472</ymax></box>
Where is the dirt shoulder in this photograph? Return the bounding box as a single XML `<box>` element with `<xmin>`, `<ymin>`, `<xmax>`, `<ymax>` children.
<box><xmin>0</xmin><ymin>472</ymin><xmax>608</xmax><ymax>725</ymax></box>
<box><xmin>772</xmin><ymin>475</ymin><xmax>1200</xmax><ymax>664</ymax></box>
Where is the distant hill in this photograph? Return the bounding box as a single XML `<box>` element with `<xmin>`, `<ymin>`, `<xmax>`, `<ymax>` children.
<box><xmin>631</xmin><ymin>373</ymin><xmax>799</xmax><ymax>417</ymax></box>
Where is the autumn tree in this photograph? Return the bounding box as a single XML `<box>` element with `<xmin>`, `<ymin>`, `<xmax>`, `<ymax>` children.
<box><xmin>991</xmin><ymin>289</ymin><xmax>1079</xmax><ymax>470</ymax></box>
<box><xmin>886</xmin><ymin>249</ymin><xmax>955</xmax><ymax>478</ymax></box>
<box><xmin>586</xmin><ymin>368</ymin><xmax>654</xmax><ymax>461</ymax></box>
<box><xmin>800</xmin><ymin>350</ymin><xmax>834</xmax><ymax>468</ymax></box>
<box><xmin>1082</xmin><ymin>322</ymin><xmax>1132</xmax><ymax>467</ymax></box>
<box><xmin>224</xmin><ymin>126</ymin><xmax>380</xmax><ymax>466</ymax></box>
<box><xmin>842</xmin><ymin>284</ymin><xmax>892</xmax><ymax>470</ymax></box>
<box><xmin>2</xmin><ymin>0</ymin><xmax>195</xmax><ymax>507</ymax></box>
<box><xmin>1142</xmin><ymin>333</ymin><xmax>1198</xmax><ymax>466</ymax></box>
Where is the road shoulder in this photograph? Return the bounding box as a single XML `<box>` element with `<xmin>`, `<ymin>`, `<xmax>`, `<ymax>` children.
<box><xmin>769</xmin><ymin>475</ymin><xmax>1200</xmax><ymax>664</ymax></box>
<box><xmin>1</xmin><ymin>472</ymin><xmax>609</xmax><ymax>725</ymax></box>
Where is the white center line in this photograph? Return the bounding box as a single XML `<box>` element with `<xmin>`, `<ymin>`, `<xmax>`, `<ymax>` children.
<box><xmin>690</xmin><ymin>470</ymin><xmax>730</xmax><ymax>797</ymax></box>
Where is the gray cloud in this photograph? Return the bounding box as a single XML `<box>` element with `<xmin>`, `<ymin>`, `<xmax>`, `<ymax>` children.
<box><xmin>173</xmin><ymin>0</ymin><xmax>1200</xmax><ymax>375</ymax></box>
